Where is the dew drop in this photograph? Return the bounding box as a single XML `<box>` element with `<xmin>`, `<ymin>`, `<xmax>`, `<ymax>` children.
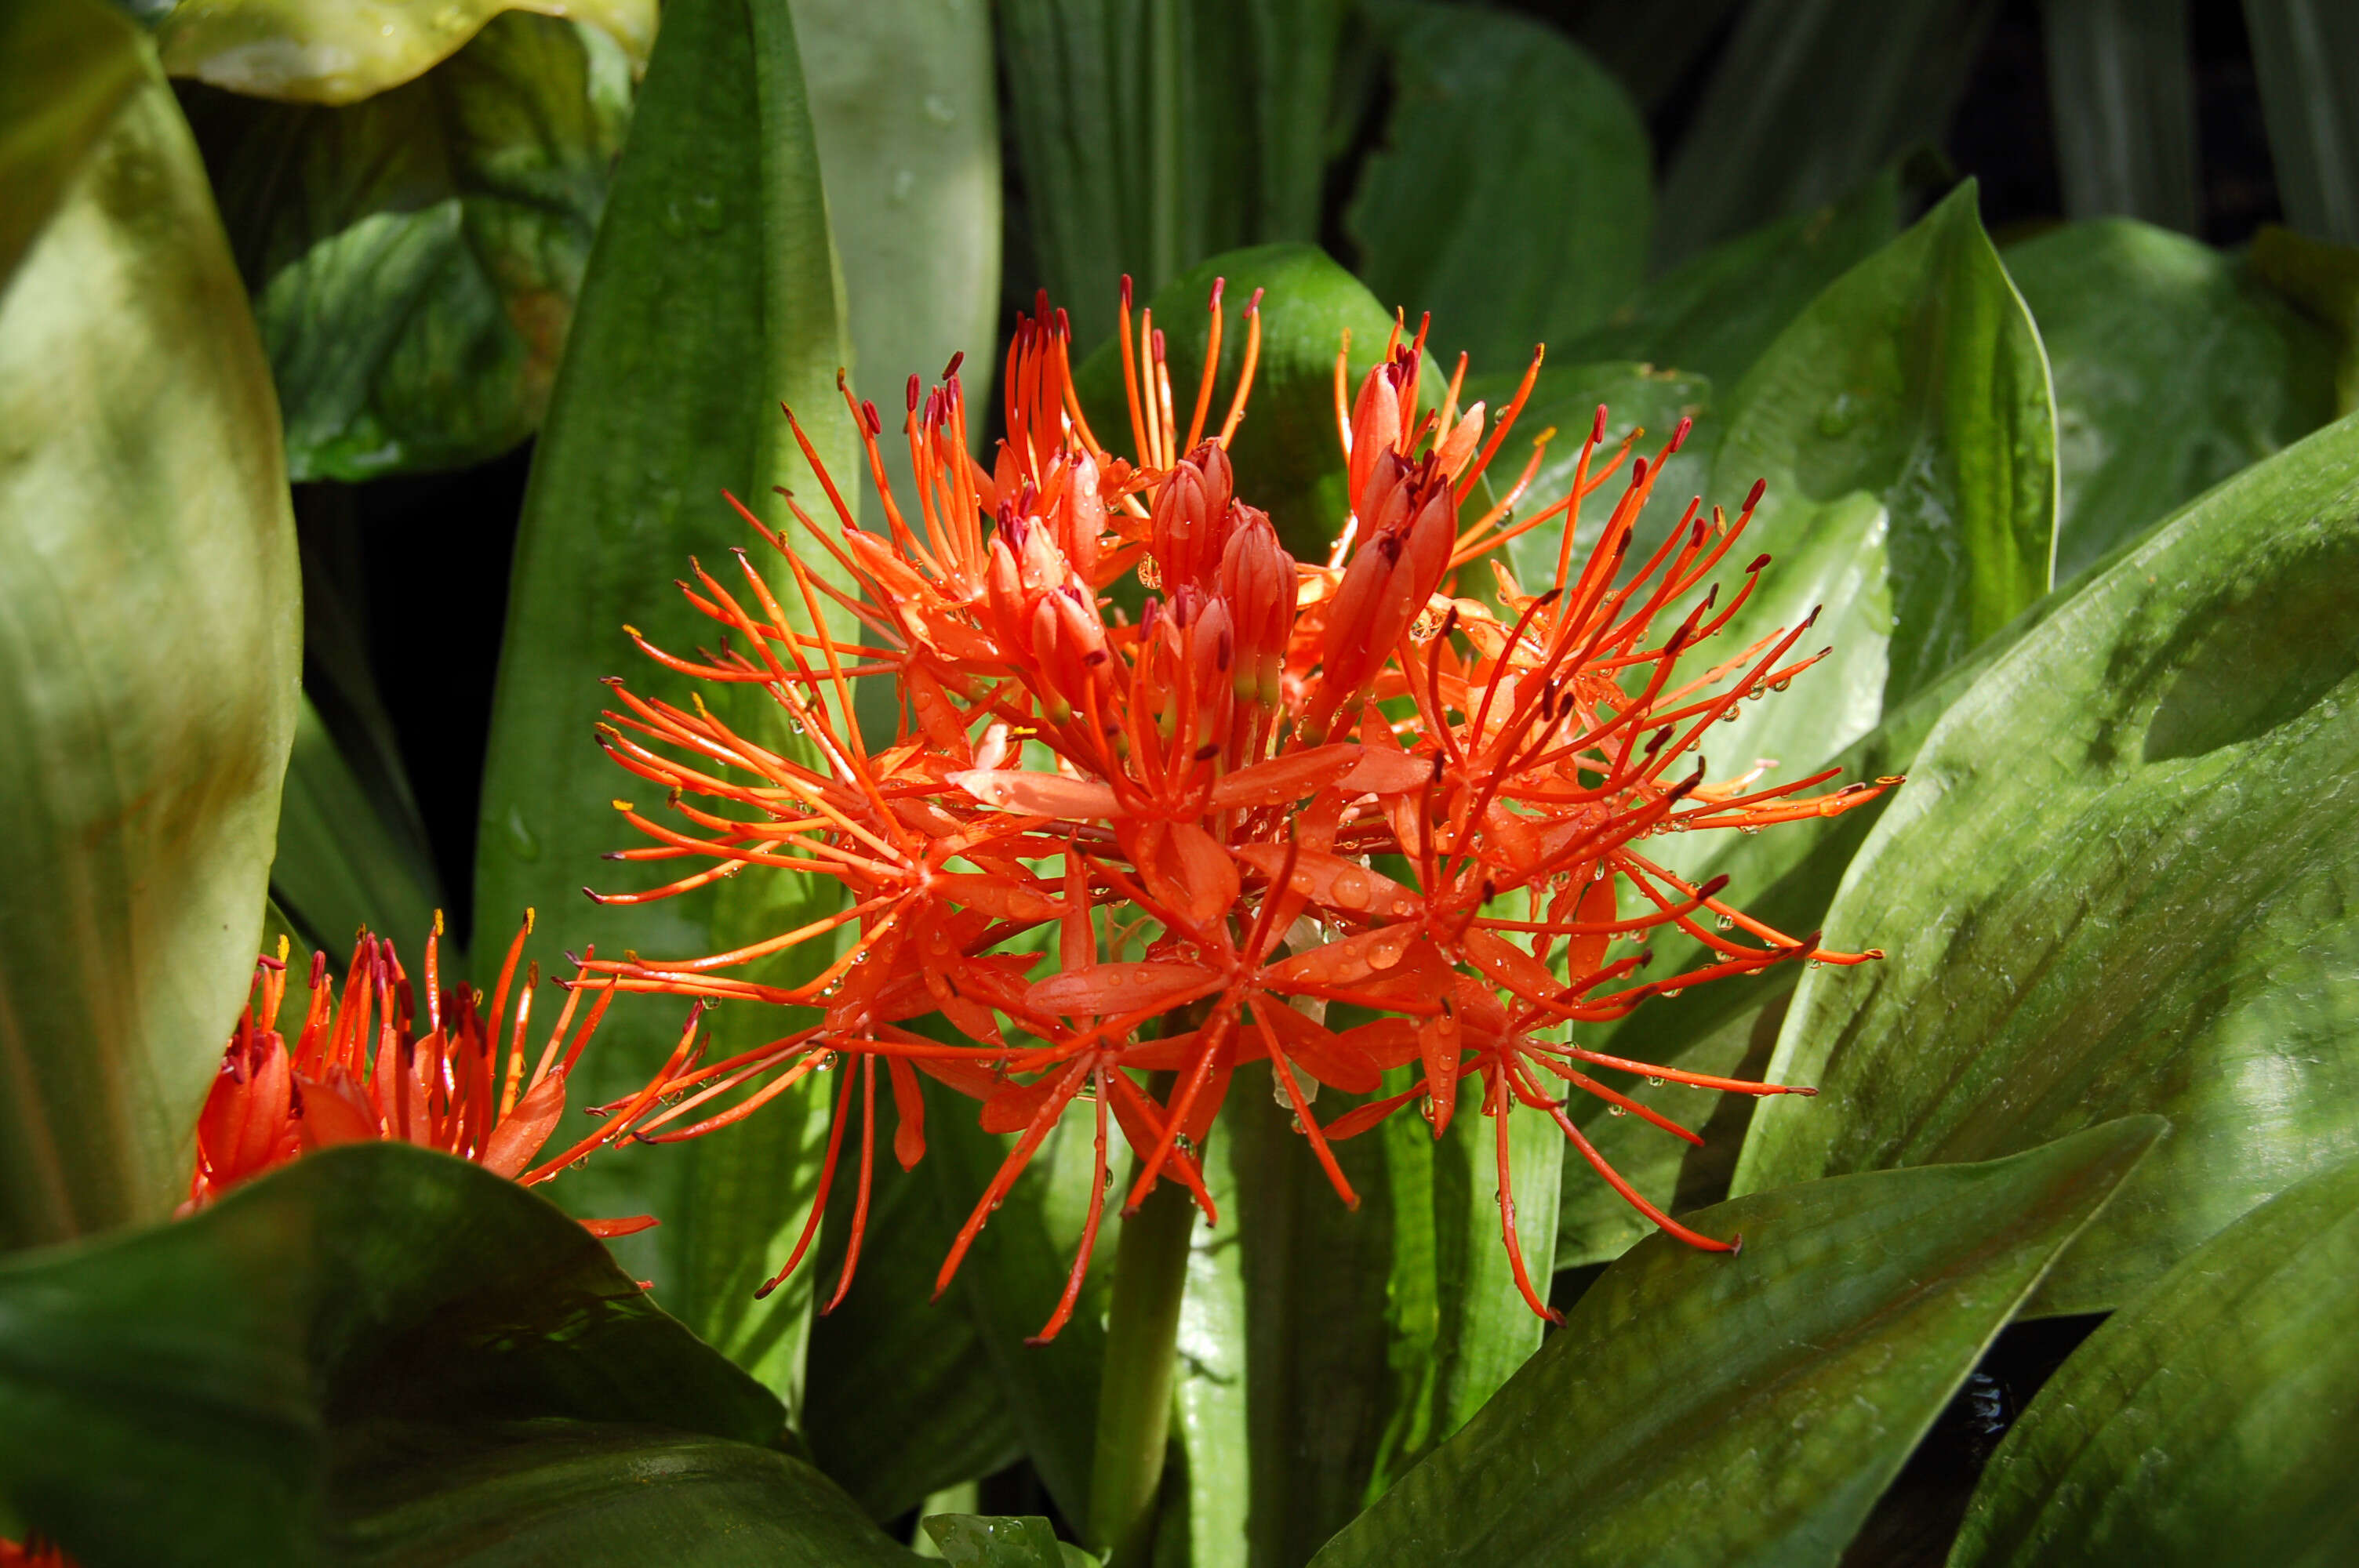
<box><xmin>1747</xmin><ymin>684</ymin><xmax>1767</xmax><ymax>701</ymax></box>
<box><xmin>1772</xmin><ymin>677</ymin><xmax>1793</xmax><ymax>692</ymax></box>
<box><xmin>1608</xmin><ymin>1104</ymin><xmax>1629</xmax><ymax>1117</ymax></box>
<box><xmin>1290</xmin><ymin>871</ymin><xmax>1314</xmax><ymax>894</ymax></box>
<box><xmin>1809</xmin><ymin>960</ymin><xmax>1824</xmax><ymax>970</ymax></box>
<box><xmin>1716</xmin><ymin>913</ymin><xmax>1736</xmax><ymax>931</ymax></box>
<box><xmin>1719</xmin><ymin>706</ymin><xmax>1741</xmax><ymax>723</ymax></box>
<box><xmin>1646</xmin><ymin>1076</ymin><xmax>1666</xmax><ymax>1087</ymax></box>
<box><xmin>1333</xmin><ymin>869</ymin><xmax>1371</xmax><ymax>908</ymax></box>
<box><xmin>1661</xmin><ymin>987</ymin><xmax>1684</xmax><ymax>999</ymax></box>
<box><xmin>1137</xmin><ymin>557</ymin><xmax>1163</xmax><ymax>590</ymax></box>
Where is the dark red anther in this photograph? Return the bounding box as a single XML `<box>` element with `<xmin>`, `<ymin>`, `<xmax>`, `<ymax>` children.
<box><xmin>906</xmin><ymin>374</ymin><xmax>921</xmax><ymax>411</ymax></box>
<box><xmin>1210</xmin><ymin>276</ymin><xmax>1225</xmax><ymax>310</ymax></box>
<box><xmin>1744</xmin><ymin>477</ymin><xmax>1767</xmax><ymax>510</ymax></box>
<box><xmin>1590</xmin><ymin>405</ymin><xmax>1608</xmax><ymax>442</ymax></box>
<box><xmin>863</xmin><ymin>400</ymin><xmax>883</xmax><ymax>435</ymax></box>
<box><xmin>1631</xmin><ymin>456</ymin><xmax>1649</xmax><ymax>487</ymax></box>
<box><xmin>943</xmin><ymin>350</ymin><xmax>965</xmax><ymax>379</ymax></box>
<box><xmin>1120</xmin><ymin>275</ymin><xmax>1134</xmax><ymax>309</ymax></box>
<box><xmin>1699</xmin><ymin>873</ymin><xmax>1731</xmax><ymax>897</ymax></box>
<box><xmin>1670</xmin><ymin>415</ymin><xmax>1692</xmax><ymax>451</ymax></box>
<box><xmin>1746</xmin><ymin>553</ymin><xmax>1772</xmax><ymax>573</ymax></box>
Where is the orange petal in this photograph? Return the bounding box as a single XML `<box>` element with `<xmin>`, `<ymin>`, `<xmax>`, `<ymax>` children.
<box><xmin>482</xmin><ymin>1067</ymin><xmax>568</xmax><ymax>1178</ymax></box>
<box><xmin>951</xmin><ymin>768</ymin><xmax>1122</xmax><ymax>819</ymax></box>
<box><xmin>1205</xmin><ymin>744</ymin><xmax>1362</xmax><ymax>808</ymax></box>
<box><xmin>1026</xmin><ymin>960</ymin><xmax>1216</xmax><ymax>1018</ymax></box>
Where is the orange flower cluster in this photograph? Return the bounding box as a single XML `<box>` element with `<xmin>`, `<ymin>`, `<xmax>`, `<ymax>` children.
<box><xmin>583</xmin><ymin>282</ymin><xmax>1892</xmax><ymax>1337</ymax></box>
<box><xmin>185</xmin><ymin>915</ymin><xmax>671</xmax><ymax>1237</ymax></box>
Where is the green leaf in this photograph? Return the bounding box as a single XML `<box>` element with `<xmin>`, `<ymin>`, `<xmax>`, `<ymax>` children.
<box><xmin>1347</xmin><ymin>1</ymin><xmax>1651</xmax><ymax>372</ymax></box>
<box><xmin>270</xmin><ymin>694</ymin><xmax>443</xmax><ymax>958</ymax></box>
<box><xmin>997</xmin><ymin>0</ymin><xmax>1342</xmax><ymax>350</ymax></box>
<box><xmin>790</xmin><ymin>0</ymin><xmax>1000</xmax><ymax>579</ymax></box>
<box><xmin>1951</xmin><ymin>1154</ymin><xmax>2359</xmax><ymax>1567</ymax></box>
<box><xmin>1735</xmin><ymin>409</ymin><xmax>2359</xmax><ymax>1315</ymax></box>
<box><xmin>154</xmin><ymin>0</ymin><xmax>656</xmax><ymax>103</ymax></box>
<box><xmin>2247</xmin><ymin>223</ymin><xmax>2359</xmax><ymax>416</ymax></box>
<box><xmin>1307</xmin><ymin>1119</ymin><xmax>2162</xmax><ymax>1568</ymax></box>
<box><xmin>2005</xmin><ymin>218</ymin><xmax>2339</xmax><ymax>579</ymax></box>
<box><xmin>0</xmin><ymin>0</ymin><xmax>301</xmax><ymax>1249</ymax></box>
<box><xmin>920</xmin><ymin>1515</ymin><xmax>1093</xmax><ymax>1567</ymax></box>
<box><xmin>1560</xmin><ymin>169</ymin><xmax>1906</xmax><ymax>394</ymax></box>
<box><xmin>1700</xmin><ymin>181</ymin><xmax>2056</xmax><ymax>779</ymax></box>
<box><xmin>181</xmin><ymin>11</ymin><xmax>634</xmax><ymax>482</ymax></box>
<box><xmin>2243</xmin><ymin>0</ymin><xmax>2359</xmax><ymax>246</ymax></box>
<box><xmin>471</xmin><ymin>0</ymin><xmax>856</xmax><ymax>1410</ymax></box>
<box><xmin>803</xmin><ymin>1101</ymin><xmax>1021</xmax><ymax>1522</ymax></box>
<box><xmin>2039</xmin><ymin>0</ymin><xmax>2199</xmax><ymax>231</ymax></box>
<box><xmin>334</xmin><ymin>1423</ymin><xmax>918</xmax><ymax>1566</ymax></box>
<box><xmin>1075</xmin><ymin>243</ymin><xmax>1398</xmax><ymax>564</ymax></box>
<box><xmin>0</xmin><ymin>1142</ymin><xmax>923</xmax><ymax>1565</ymax></box>
<box><xmin>1654</xmin><ymin>0</ymin><xmax>1997</xmax><ymax>266</ymax></box>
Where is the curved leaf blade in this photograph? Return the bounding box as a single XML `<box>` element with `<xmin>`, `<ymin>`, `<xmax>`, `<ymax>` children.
<box><xmin>1308</xmin><ymin>1120</ymin><xmax>2162</xmax><ymax>1568</ymax></box>
<box><xmin>2007</xmin><ymin>217</ymin><xmax>2339</xmax><ymax>578</ymax></box>
<box><xmin>183</xmin><ymin>12</ymin><xmax>635</xmax><ymax>482</ymax></box>
<box><xmin>155</xmin><ymin>0</ymin><xmax>656</xmax><ymax>104</ymax></box>
<box><xmin>1736</xmin><ymin>409</ymin><xmax>2359</xmax><ymax>1314</ymax></box>
<box><xmin>0</xmin><ymin>1142</ymin><xmax>809</xmax><ymax>1564</ymax></box>
<box><xmin>1950</xmin><ymin>1154</ymin><xmax>2359</xmax><ymax>1568</ymax></box>
<box><xmin>1347</xmin><ymin>1</ymin><xmax>1652</xmax><ymax>372</ymax></box>
<box><xmin>1703</xmin><ymin>181</ymin><xmax>2056</xmax><ymax>776</ymax></box>
<box><xmin>0</xmin><ymin>0</ymin><xmax>301</xmax><ymax>1248</ymax></box>
<box><xmin>471</xmin><ymin>0</ymin><xmax>856</xmax><ymax>1406</ymax></box>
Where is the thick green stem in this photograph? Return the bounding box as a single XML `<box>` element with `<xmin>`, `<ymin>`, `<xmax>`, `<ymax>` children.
<box><xmin>1088</xmin><ymin>1076</ymin><xmax>1197</xmax><ymax>1563</ymax></box>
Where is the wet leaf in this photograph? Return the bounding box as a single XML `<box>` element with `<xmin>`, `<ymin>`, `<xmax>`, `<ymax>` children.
<box><xmin>1736</xmin><ymin>410</ymin><xmax>2359</xmax><ymax>1315</ymax></box>
<box><xmin>2006</xmin><ymin>217</ymin><xmax>2339</xmax><ymax>579</ymax></box>
<box><xmin>182</xmin><ymin>12</ymin><xmax>634</xmax><ymax>481</ymax></box>
<box><xmin>1308</xmin><ymin>1120</ymin><xmax>2161</xmax><ymax>1568</ymax></box>
<box><xmin>1951</xmin><ymin>1154</ymin><xmax>2359</xmax><ymax>1568</ymax></box>
<box><xmin>0</xmin><ymin>1142</ymin><xmax>919</xmax><ymax>1565</ymax></box>
<box><xmin>1701</xmin><ymin>181</ymin><xmax>2055</xmax><ymax>779</ymax></box>
<box><xmin>0</xmin><ymin>0</ymin><xmax>300</xmax><ymax>1249</ymax></box>
<box><xmin>471</xmin><ymin>0</ymin><xmax>856</xmax><ymax>1410</ymax></box>
<box><xmin>921</xmin><ymin>1514</ymin><xmax>1094</xmax><ymax>1567</ymax></box>
<box><xmin>1347</xmin><ymin>0</ymin><xmax>1651</xmax><ymax>372</ymax></box>
<box><xmin>154</xmin><ymin>0</ymin><xmax>656</xmax><ymax>104</ymax></box>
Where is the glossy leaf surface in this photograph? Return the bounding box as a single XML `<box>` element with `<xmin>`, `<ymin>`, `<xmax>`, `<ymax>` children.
<box><xmin>1703</xmin><ymin>182</ymin><xmax>2055</xmax><ymax>777</ymax></box>
<box><xmin>472</xmin><ymin>0</ymin><xmax>855</xmax><ymax>1406</ymax></box>
<box><xmin>1655</xmin><ymin>0</ymin><xmax>1996</xmax><ymax>264</ymax></box>
<box><xmin>2007</xmin><ymin>217</ymin><xmax>2338</xmax><ymax>579</ymax></box>
<box><xmin>921</xmin><ymin>1514</ymin><xmax>1093</xmax><ymax>1567</ymax></box>
<box><xmin>1309</xmin><ymin>1120</ymin><xmax>2161</xmax><ymax>1568</ymax></box>
<box><xmin>1075</xmin><ymin>243</ymin><xmax>1398</xmax><ymax>563</ymax></box>
<box><xmin>0</xmin><ymin>1143</ymin><xmax>905</xmax><ymax>1563</ymax></box>
<box><xmin>1951</xmin><ymin>1154</ymin><xmax>2359</xmax><ymax>1567</ymax></box>
<box><xmin>1738</xmin><ymin>411</ymin><xmax>2359</xmax><ymax>1314</ymax></box>
<box><xmin>183</xmin><ymin>13</ymin><xmax>633</xmax><ymax>481</ymax></box>
<box><xmin>0</xmin><ymin>0</ymin><xmax>300</xmax><ymax>1249</ymax></box>
<box><xmin>1347</xmin><ymin>0</ymin><xmax>1651</xmax><ymax>372</ymax></box>
<box><xmin>154</xmin><ymin>0</ymin><xmax>656</xmax><ymax>104</ymax></box>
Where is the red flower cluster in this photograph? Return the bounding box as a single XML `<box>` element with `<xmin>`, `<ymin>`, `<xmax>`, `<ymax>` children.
<box><xmin>185</xmin><ymin>915</ymin><xmax>672</xmax><ymax>1236</ymax></box>
<box><xmin>583</xmin><ymin>283</ymin><xmax>1892</xmax><ymax>1336</ymax></box>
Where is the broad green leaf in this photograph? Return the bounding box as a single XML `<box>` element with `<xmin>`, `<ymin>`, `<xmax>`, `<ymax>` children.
<box><xmin>1701</xmin><ymin>182</ymin><xmax>2056</xmax><ymax>780</ymax></box>
<box><xmin>270</xmin><ymin>694</ymin><xmax>442</xmax><ymax>958</ymax></box>
<box><xmin>1654</xmin><ymin>0</ymin><xmax>1996</xmax><ymax>266</ymax></box>
<box><xmin>335</xmin><ymin>1423</ymin><xmax>918</xmax><ymax>1566</ymax></box>
<box><xmin>1551</xmin><ymin>502</ymin><xmax>2154</xmax><ymax>1269</ymax></box>
<box><xmin>1952</xmin><ymin>1153</ymin><xmax>2359</xmax><ymax>1567</ymax></box>
<box><xmin>2006</xmin><ymin>218</ymin><xmax>2339</xmax><ymax>579</ymax></box>
<box><xmin>1561</xmin><ymin>169</ymin><xmax>1906</xmax><ymax>394</ymax></box>
<box><xmin>0</xmin><ymin>0</ymin><xmax>300</xmax><ymax>1249</ymax></box>
<box><xmin>181</xmin><ymin>12</ymin><xmax>634</xmax><ymax>482</ymax></box>
<box><xmin>2247</xmin><ymin>223</ymin><xmax>2359</xmax><ymax>415</ymax></box>
<box><xmin>1075</xmin><ymin>243</ymin><xmax>1398</xmax><ymax>563</ymax></box>
<box><xmin>1307</xmin><ymin>1119</ymin><xmax>2162</xmax><ymax>1568</ymax></box>
<box><xmin>803</xmin><ymin>1110</ymin><xmax>1021</xmax><ymax>1522</ymax></box>
<box><xmin>1163</xmin><ymin>1099</ymin><xmax>1249</xmax><ymax>1566</ymax></box>
<box><xmin>921</xmin><ymin>1515</ymin><xmax>1093</xmax><ymax>1567</ymax></box>
<box><xmin>0</xmin><ymin>1142</ymin><xmax>871</xmax><ymax>1563</ymax></box>
<box><xmin>154</xmin><ymin>0</ymin><xmax>655</xmax><ymax>104</ymax></box>
<box><xmin>2243</xmin><ymin>0</ymin><xmax>2359</xmax><ymax>246</ymax></box>
<box><xmin>997</xmin><ymin>0</ymin><xmax>1340</xmax><ymax>350</ymax></box>
<box><xmin>2039</xmin><ymin>0</ymin><xmax>2198</xmax><ymax>231</ymax></box>
<box><xmin>1736</xmin><ymin>410</ymin><xmax>2359</xmax><ymax>1315</ymax></box>
<box><xmin>1347</xmin><ymin>0</ymin><xmax>1651</xmax><ymax>372</ymax></box>
<box><xmin>790</xmin><ymin>0</ymin><xmax>1001</xmax><ymax>572</ymax></box>
<box><xmin>1565</xmin><ymin>0</ymin><xmax>1743</xmax><ymax>114</ymax></box>
<box><xmin>472</xmin><ymin>0</ymin><xmax>856</xmax><ymax>1410</ymax></box>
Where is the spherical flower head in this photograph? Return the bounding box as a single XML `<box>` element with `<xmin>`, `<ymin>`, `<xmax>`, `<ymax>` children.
<box><xmin>584</xmin><ymin>281</ymin><xmax>1894</xmax><ymax>1334</ymax></box>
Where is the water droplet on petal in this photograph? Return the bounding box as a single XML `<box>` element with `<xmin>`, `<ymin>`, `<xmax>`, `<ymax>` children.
<box><xmin>1608</xmin><ymin>1104</ymin><xmax>1629</xmax><ymax>1117</ymax></box>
